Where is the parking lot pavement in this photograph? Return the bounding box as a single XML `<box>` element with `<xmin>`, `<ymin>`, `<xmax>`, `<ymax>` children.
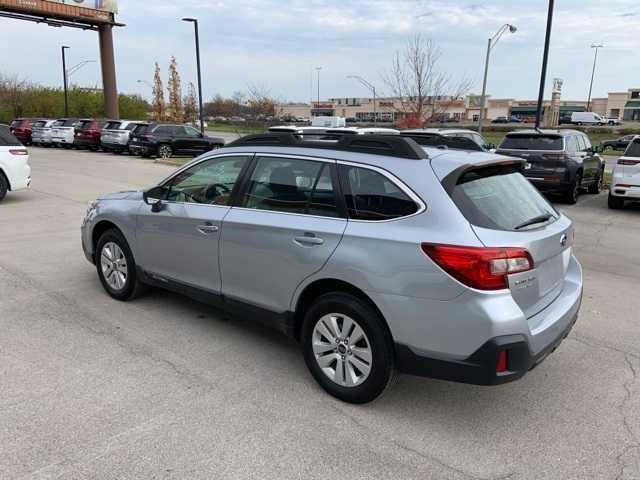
<box><xmin>1</xmin><ymin>147</ymin><xmax>639</xmax><ymax>480</ymax></box>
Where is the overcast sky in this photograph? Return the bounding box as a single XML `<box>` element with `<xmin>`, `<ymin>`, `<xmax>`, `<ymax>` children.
<box><xmin>1</xmin><ymin>0</ymin><xmax>639</xmax><ymax>103</ymax></box>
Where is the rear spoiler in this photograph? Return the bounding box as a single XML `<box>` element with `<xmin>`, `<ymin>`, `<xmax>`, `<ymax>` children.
<box><xmin>440</xmin><ymin>159</ymin><xmax>526</xmax><ymax>195</ymax></box>
<box><xmin>400</xmin><ymin>132</ymin><xmax>484</xmax><ymax>152</ymax></box>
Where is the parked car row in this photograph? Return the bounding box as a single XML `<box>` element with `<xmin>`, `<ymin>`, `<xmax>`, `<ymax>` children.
<box><xmin>9</xmin><ymin>118</ymin><xmax>225</xmax><ymax>159</ymax></box>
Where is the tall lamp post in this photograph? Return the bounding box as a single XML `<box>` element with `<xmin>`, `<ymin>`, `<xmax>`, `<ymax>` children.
<box><xmin>315</xmin><ymin>66</ymin><xmax>322</xmax><ymax>115</ymax></box>
<box><xmin>182</xmin><ymin>17</ymin><xmax>205</xmax><ymax>135</ymax></box>
<box><xmin>478</xmin><ymin>24</ymin><xmax>517</xmax><ymax>134</ymax></box>
<box><xmin>535</xmin><ymin>0</ymin><xmax>555</xmax><ymax>130</ymax></box>
<box><xmin>347</xmin><ymin>75</ymin><xmax>377</xmax><ymax>124</ymax></box>
<box><xmin>61</xmin><ymin>46</ymin><xmax>70</xmax><ymax>117</ymax></box>
<box><xmin>586</xmin><ymin>44</ymin><xmax>604</xmax><ymax>112</ymax></box>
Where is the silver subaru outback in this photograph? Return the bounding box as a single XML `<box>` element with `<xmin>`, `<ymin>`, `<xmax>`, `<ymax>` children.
<box><xmin>81</xmin><ymin>133</ymin><xmax>583</xmax><ymax>404</ymax></box>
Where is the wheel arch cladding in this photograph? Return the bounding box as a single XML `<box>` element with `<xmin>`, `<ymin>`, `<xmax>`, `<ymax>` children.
<box><xmin>92</xmin><ymin>220</ymin><xmax>124</xmax><ymax>257</ymax></box>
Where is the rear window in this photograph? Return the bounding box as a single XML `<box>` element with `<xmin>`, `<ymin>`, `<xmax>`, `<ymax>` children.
<box><xmin>53</xmin><ymin>119</ymin><xmax>76</xmax><ymax>127</ymax></box>
<box><xmin>33</xmin><ymin>120</ymin><xmax>47</xmax><ymax>128</ymax></box>
<box><xmin>625</xmin><ymin>139</ymin><xmax>640</xmax><ymax>158</ymax></box>
<box><xmin>132</xmin><ymin>124</ymin><xmax>149</xmax><ymax>135</ymax></box>
<box><xmin>104</xmin><ymin>121</ymin><xmax>121</xmax><ymax>130</ymax></box>
<box><xmin>77</xmin><ymin>120</ymin><xmax>95</xmax><ymax>130</ymax></box>
<box><xmin>126</xmin><ymin>123</ymin><xmax>143</xmax><ymax>131</ymax></box>
<box><xmin>0</xmin><ymin>126</ymin><xmax>22</xmax><ymax>146</ymax></box>
<box><xmin>450</xmin><ymin>166</ymin><xmax>558</xmax><ymax>231</ymax></box>
<box><xmin>10</xmin><ymin>120</ymin><xmax>24</xmax><ymax>128</ymax></box>
<box><xmin>499</xmin><ymin>135</ymin><xmax>563</xmax><ymax>151</ymax></box>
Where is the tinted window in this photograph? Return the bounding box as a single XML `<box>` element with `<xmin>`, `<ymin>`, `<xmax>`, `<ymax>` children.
<box><xmin>166</xmin><ymin>156</ymin><xmax>250</xmax><ymax>205</ymax></box>
<box><xmin>340</xmin><ymin>165</ymin><xmax>419</xmax><ymax>221</ymax></box>
<box><xmin>33</xmin><ymin>120</ymin><xmax>47</xmax><ymax>128</ymax></box>
<box><xmin>77</xmin><ymin>120</ymin><xmax>94</xmax><ymax>130</ymax></box>
<box><xmin>154</xmin><ymin>126</ymin><xmax>173</xmax><ymax>135</ymax></box>
<box><xmin>132</xmin><ymin>124</ymin><xmax>149</xmax><ymax>135</ymax></box>
<box><xmin>566</xmin><ymin>136</ymin><xmax>580</xmax><ymax>153</ymax></box>
<box><xmin>104</xmin><ymin>121</ymin><xmax>121</xmax><ymax>130</ymax></box>
<box><xmin>450</xmin><ymin>166</ymin><xmax>558</xmax><ymax>231</ymax></box>
<box><xmin>500</xmin><ymin>135</ymin><xmax>563</xmax><ymax>151</ymax></box>
<box><xmin>0</xmin><ymin>126</ymin><xmax>22</xmax><ymax>146</ymax></box>
<box><xmin>242</xmin><ymin>157</ymin><xmax>339</xmax><ymax>217</ymax></box>
<box><xmin>185</xmin><ymin>126</ymin><xmax>201</xmax><ymax>137</ymax></box>
<box><xmin>53</xmin><ymin>120</ymin><xmax>74</xmax><ymax>127</ymax></box>
<box><xmin>625</xmin><ymin>139</ymin><xmax>640</xmax><ymax>158</ymax></box>
<box><xmin>125</xmin><ymin>123</ymin><xmax>141</xmax><ymax>131</ymax></box>
<box><xmin>582</xmin><ymin>135</ymin><xmax>592</xmax><ymax>150</ymax></box>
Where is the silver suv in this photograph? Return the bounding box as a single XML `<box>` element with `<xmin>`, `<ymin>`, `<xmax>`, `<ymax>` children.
<box><xmin>81</xmin><ymin>133</ymin><xmax>583</xmax><ymax>403</ymax></box>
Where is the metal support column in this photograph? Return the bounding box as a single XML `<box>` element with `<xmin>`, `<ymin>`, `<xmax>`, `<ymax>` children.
<box><xmin>98</xmin><ymin>24</ymin><xmax>119</xmax><ymax>119</ymax></box>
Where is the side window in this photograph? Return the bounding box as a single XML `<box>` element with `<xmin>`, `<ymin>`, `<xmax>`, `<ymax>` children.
<box><xmin>171</xmin><ymin>126</ymin><xmax>185</xmax><ymax>136</ymax></box>
<box><xmin>576</xmin><ymin>135</ymin><xmax>587</xmax><ymax>152</ymax></box>
<box><xmin>566</xmin><ymin>136</ymin><xmax>579</xmax><ymax>153</ymax></box>
<box><xmin>340</xmin><ymin>165</ymin><xmax>419</xmax><ymax>221</ymax></box>
<box><xmin>166</xmin><ymin>156</ymin><xmax>250</xmax><ymax>205</ymax></box>
<box><xmin>154</xmin><ymin>126</ymin><xmax>170</xmax><ymax>135</ymax></box>
<box><xmin>185</xmin><ymin>126</ymin><xmax>201</xmax><ymax>137</ymax></box>
<box><xmin>241</xmin><ymin>157</ymin><xmax>339</xmax><ymax>217</ymax></box>
<box><xmin>582</xmin><ymin>135</ymin><xmax>592</xmax><ymax>150</ymax></box>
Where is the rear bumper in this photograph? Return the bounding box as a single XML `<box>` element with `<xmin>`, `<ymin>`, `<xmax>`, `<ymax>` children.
<box><xmin>528</xmin><ymin>179</ymin><xmax>573</xmax><ymax>194</ymax></box>
<box><xmin>395</xmin><ymin>304</ymin><xmax>579</xmax><ymax>385</ymax></box>
<box><xmin>129</xmin><ymin>143</ymin><xmax>156</xmax><ymax>155</ymax></box>
<box><xmin>101</xmin><ymin>140</ymin><xmax>128</xmax><ymax>150</ymax></box>
<box><xmin>74</xmin><ymin>138</ymin><xmax>100</xmax><ymax>148</ymax></box>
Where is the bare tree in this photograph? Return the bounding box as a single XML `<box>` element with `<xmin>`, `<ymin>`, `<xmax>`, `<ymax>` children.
<box><xmin>167</xmin><ymin>56</ymin><xmax>184</xmax><ymax>123</ymax></box>
<box><xmin>151</xmin><ymin>63</ymin><xmax>166</xmax><ymax>122</ymax></box>
<box><xmin>383</xmin><ymin>34</ymin><xmax>473</xmax><ymax>127</ymax></box>
<box><xmin>183</xmin><ymin>82</ymin><xmax>198</xmax><ymax>124</ymax></box>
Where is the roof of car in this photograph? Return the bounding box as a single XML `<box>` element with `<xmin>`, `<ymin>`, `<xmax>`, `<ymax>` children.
<box><xmin>506</xmin><ymin>129</ymin><xmax>585</xmax><ymax>136</ymax></box>
<box><xmin>403</xmin><ymin>128</ymin><xmax>479</xmax><ymax>135</ymax></box>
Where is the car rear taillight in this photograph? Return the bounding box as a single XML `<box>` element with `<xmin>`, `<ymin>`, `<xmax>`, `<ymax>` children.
<box><xmin>496</xmin><ymin>351</ymin><xmax>508</xmax><ymax>373</ymax></box>
<box><xmin>618</xmin><ymin>159</ymin><xmax>640</xmax><ymax>166</ymax></box>
<box><xmin>9</xmin><ymin>149</ymin><xmax>28</xmax><ymax>156</ymax></box>
<box><xmin>543</xmin><ymin>153</ymin><xmax>569</xmax><ymax>161</ymax></box>
<box><xmin>421</xmin><ymin>244</ymin><xmax>534</xmax><ymax>291</ymax></box>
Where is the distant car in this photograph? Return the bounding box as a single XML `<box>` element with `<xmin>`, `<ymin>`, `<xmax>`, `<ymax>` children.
<box><xmin>509</xmin><ymin>116</ymin><xmax>523</xmax><ymax>123</ymax></box>
<box><xmin>492</xmin><ymin>116</ymin><xmax>509</xmax><ymax>124</ymax></box>
<box><xmin>74</xmin><ymin>119</ymin><xmax>107</xmax><ymax>151</ymax></box>
<box><xmin>601</xmin><ymin>116</ymin><xmax>622</xmax><ymax>126</ymax></box>
<box><xmin>401</xmin><ymin>128</ymin><xmax>493</xmax><ymax>152</ymax></box>
<box><xmin>0</xmin><ymin>125</ymin><xmax>31</xmax><ymax>202</ymax></box>
<box><xmin>128</xmin><ymin>123</ymin><xmax>225</xmax><ymax>159</ymax></box>
<box><xmin>51</xmin><ymin>118</ymin><xmax>79</xmax><ymax>148</ymax></box>
<box><xmin>602</xmin><ymin>135</ymin><xmax>636</xmax><ymax>152</ymax></box>
<box><xmin>31</xmin><ymin>119</ymin><xmax>57</xmax><ymax>147</ymax></box>
<box><xmin>609</xmin><ymin>136</ymin><xmax>640</xmax><ymax>209</ymax></box>
<box><xmin>325</xmin><ymin>127</ymin><xmax>400</xmax><ymax>136</ymax></box>
<box><xmin>101</xmin><ymin>120</ymin><xmax>146</xmax><ymax>154</ymax></box>
<box><xmin>496</xmin><ymin>129</ymin><xmax>604</xmax><ymax>204</ymax></box>
<box><xmin>9</xmin><ymin>118</ymin><xmax>36</xmax><ymax>145</ymax></box>
<box><xmin>571</xmin><ymin>112</ymin><xmax>604</xmax><ymax>126</ymax></box>
<box><xmin>229</xmin><ymin>116</ymin><xmax>246</xmax><ymax>123</ymax></box>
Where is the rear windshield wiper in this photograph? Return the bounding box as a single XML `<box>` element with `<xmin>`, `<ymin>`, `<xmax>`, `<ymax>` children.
<box><xmin>514</xmin><ymin>213</ymin><xmax>554</xmax><ymax>230</ymax></box>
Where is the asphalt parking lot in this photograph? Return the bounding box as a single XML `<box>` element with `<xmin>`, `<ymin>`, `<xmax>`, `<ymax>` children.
<box><xmin>1</xmin><ymin>147</ymin><xmax>639</xmax><ymax>480</ymax></box>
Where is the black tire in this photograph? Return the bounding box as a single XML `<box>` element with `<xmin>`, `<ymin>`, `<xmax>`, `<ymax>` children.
<box><xmin>301</xmin><ymin>292</ymin><xmax>396</xmax><ymax>404</ymax></box>
<box><xmin>157</xmin><ymin>144</ymin><xmax>173</xmax><ymax>159</ymax></box>
<box><xmin>564</xmin><ymin>172</ymin><xmax>582</xmax><ymax>204</ymax></box>
<box><xmin>95</xmin><ymin>228</ymin><xmax>146</xmax><ymax>301</ymax></box>
<box><xmin>588</xmin><ymin>169</ymin><xmax>604</xmax><ymax>194</ymax></box>
<box><xmin>608</xmin><ymin>193</ymin><xmax>625</xmax><ymax>210</ymax></box>
<box><xmin>0</xmin><ymin>172</ymin><xmax>8</xmax><ymax>201</ymax></box>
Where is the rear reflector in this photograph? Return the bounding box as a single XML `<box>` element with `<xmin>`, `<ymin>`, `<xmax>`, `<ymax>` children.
<box><xmin>9</xmin><ymin>149</ymin><xmax>28</xmax><ymax>156</ymax></box>
<box><xmin>618</xmin><ymin>159</ymin><xmax>640</xmax><ymax>166</ymax></box>
<box><xmin>543</xmin><ymin>153</ymin><xmax>569</xmax><ymax>161</ymax></box>
<box><xmin>496</xmin><ymin>351</ymin><xmax>508</xmax><ymax>373</ymax></box>
<box><xmin>421</xmin><ymin>244</ymin><xmax>534</xmax><ymax>290</ymax></box>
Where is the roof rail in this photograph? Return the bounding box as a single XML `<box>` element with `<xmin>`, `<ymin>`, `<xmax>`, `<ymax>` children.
<box><xmin>400</xmin><ymin>132</ymin><xmax>484</xmax><ymax>152</ymax></box>
<box><xmin>226</xmin><ymin>132</ymin><xmax>428</xmax><ymax>160</ymax></box>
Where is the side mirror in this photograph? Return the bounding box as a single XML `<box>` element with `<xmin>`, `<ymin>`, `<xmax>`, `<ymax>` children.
<box><xmin>143</xmin><ymin>187</ymin><xmax>167</xmax><ymax>212</ymax></box>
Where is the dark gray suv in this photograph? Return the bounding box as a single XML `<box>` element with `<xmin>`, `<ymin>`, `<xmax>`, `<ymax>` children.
<box><xmin>496</xmin><ymin>129</ymin><xmax>604</xmax><ymax>204</ymax></box>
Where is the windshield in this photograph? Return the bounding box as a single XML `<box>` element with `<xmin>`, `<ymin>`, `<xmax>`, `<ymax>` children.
<box><xmin>499</xmin><ymin>134</ymin><xmax>563</xmax><ymax>151</ymax></box>
<box><xmin>450</xmin><ymin>165</ymin><xmax>558</xmax><ymax>231</ymax></box>
<box><xmin>0</xmin><ymin>125</ymin><xmax>22</xmax><ymax>146</ymax></box>
<box><xmin>625</xmin><ymin>139</ymin><xmax>640</xmax><ymax>158</ymax></box>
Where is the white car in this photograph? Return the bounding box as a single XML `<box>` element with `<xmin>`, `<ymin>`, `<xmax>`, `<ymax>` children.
<box><xmin>31</xmin><ymin>119</ymin><xmax>57</xmax><ymax>146</ymax></box>
<box><xmin>0</xmin><ymin>125</ymin><xmax>31</xmax><ymax>202</ymax></box>
<box><xmin>601</xmin><ymin>116</ymin><xmax>622</xmax><ymax>126</ymax></box>
<box><xmin>51</xmin><ymin>118</ymin><xmax>79</xmax><ymax>148</ymax></box>
<box><xmin>609</xmin><ymin>136</ymin><xmax>640</xmax><ymax>209</ymax></box>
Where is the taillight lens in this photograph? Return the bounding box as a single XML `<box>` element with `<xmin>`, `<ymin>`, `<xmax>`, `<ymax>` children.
<box><xmin>9</xmin><ymin>149</ymin><xmax>28</xmax><ymax>156</ymax></box>
<box><xmin>618</xmin><ymin>159</ymin><xmax>640</xmax><ymax>166</ymax></box>
<box><xmin>421</xmin><ymin>244</ymin><xmax>534</xmax><ymax>291</ymax></box>
<box><xmin>543</xmin><ymin>153</ymin><xmax>569</xmax><ymax>161</ymax></box>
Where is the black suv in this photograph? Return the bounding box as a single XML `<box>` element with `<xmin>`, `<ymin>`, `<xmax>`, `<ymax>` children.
<box><xmin>129</xmin><ymin>124</ymin><xmax>225</xmax><ymax>158</ymax></box>
<box><xmin>496</xmin><ymin>129</ymin><xmax>604</xmax><ymax>204</ymax></box>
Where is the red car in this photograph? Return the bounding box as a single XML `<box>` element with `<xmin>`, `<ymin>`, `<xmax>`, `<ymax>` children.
<box><xmin>9</xmin><ymin>118</ymin><xmax>35</xmax><ymax>145</ymax></box>
<box><xmin>74</xmin><ymin>119</ymin><xmax>107</xmax><ymax>151</ymax></box>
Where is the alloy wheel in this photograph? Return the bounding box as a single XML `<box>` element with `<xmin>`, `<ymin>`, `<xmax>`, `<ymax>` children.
<box><xmin>312</xmin><ymin>313</ymin><xmax>372</xmax><ymax>387</ymax></box>
<box><xmin>158</xmin><ymin>145</ymin><xmax>172</xmax><ymax>158</ymax></box>
<box><xmin>100</xmin><ymin>242</ymin><xmax>128</xmax><ymax>291</ymax></box>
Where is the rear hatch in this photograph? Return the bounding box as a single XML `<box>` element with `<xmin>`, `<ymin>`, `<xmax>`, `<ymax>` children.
<box><xmin>51</xmin><ymin>120</ymin><xmax>76</xmax><ymax>138</ymax></box>
<box><xmin>442</xmin><ymin>161</ymin><xmax>573</xmax><ymax>318</ymax></box>
<box><xmin>31</xmin><ymin>120</ymin><xmax>51</xmax><ymax>137</ymax></box>
<box><xmin>130</xmin><ymin>124</ymin><xmax>151</xmax><ymax>143</ymax></box>
<box><xmin>617</xmin><ymin>139</ymin><xmax>640</xmax><ymax>188</ymax></box>
<box><xmin>101</xmin><ymin>121</ymin><xmax>126</xmax><ymax>142</ymax></box>
<box><xmin>496</xmin><ymin>133</ymin><xmax>566</xmax><ymax>182</ymax></box>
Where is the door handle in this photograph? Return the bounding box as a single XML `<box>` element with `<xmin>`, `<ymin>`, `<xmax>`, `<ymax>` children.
<box><xmin>197</xmin><ymin>223</ymin><xmax>219</xmax><ymax>235</ymax></box>
<box><xmin>294</xmin><ymin>234</ymin><xmax>324</xmax><ymax>246</ymax></box>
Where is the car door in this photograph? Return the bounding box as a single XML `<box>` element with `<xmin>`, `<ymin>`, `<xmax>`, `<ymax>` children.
<box><xmin>220</xmin><ymin>154</ymin><xmax>347</xmax><ymax>314</ymax></box>
<box><xmin>136</xmin><ymin>154</ymin><xmax>252</xmax><ymax>293</ymax></box>
<box><xmin>183</xmin><ymin>126</ymin><xmax>208</xmax><ymax>154</ymax></box>
<box><xmin>579</xmin><ymin>134</ymin><xmax>599</xmax><ymax>182</ymax></box>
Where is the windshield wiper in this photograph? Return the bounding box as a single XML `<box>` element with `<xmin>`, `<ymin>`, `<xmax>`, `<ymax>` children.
<box><xmin>514</xmin><ymin>213</ymin><xmax>554</xmax><ymax>230</ymax></box>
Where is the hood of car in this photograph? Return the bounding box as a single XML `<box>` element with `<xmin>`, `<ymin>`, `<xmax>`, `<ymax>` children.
<box><xmin>97</xmin><ymin>190</ymin><xmax>142</xmax><ymax>201</ymax></box>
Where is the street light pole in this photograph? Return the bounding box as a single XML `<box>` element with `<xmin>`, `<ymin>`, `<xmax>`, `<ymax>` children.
<box><xmin>535</xmin><ymin>0</ymin><xmax>555</xmax><ymax>130</ymax></box>
<box><xmin>316</xmin><ymin>67</ymin><xmax>322</xmax><ymax>114</ymax></box>
<box><xmin>347</xmin><ymin>75</ymin><xmax>377</xmax><ymax>124</ymax></box>
<box><xmin>587</xmin><ymin>44</ymin><xmax>604</xmax><ymax>111</ymax></box>
<box><xmin>478</xmin><ymin>24</ymin><xmax>517</xmax><ymax>135</ymax></box>
<box><xmin>61</xmin><ymin>46</ymin><xmax>70</xmax><ymax>117</ymax></box>
<box><xmin>183</xmin><ymin>17</ymin><xmax>205</xmax><ymax>135</ymax></box>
